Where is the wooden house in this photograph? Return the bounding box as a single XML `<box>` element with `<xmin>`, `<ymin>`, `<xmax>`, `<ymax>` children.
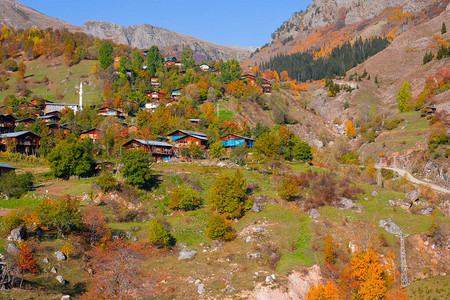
<box><xmin>44</xmin><ymin>102</ymin><xmax>79</xmax><ymax>115</ymax></box>
<box><xmin>165</xmin><ymin>99</ymin><xmax>179</xmax><ymax>107</ymax></box>
<box><xmin>80</xmin><ymin>129</ymin><xmax>104</xmax><ymax>142</ymax></box>
<box><xmin>242</xmin><ymin>74</ymin><xmax>256</xmax><ymax>86</ymax></box>
<box><xmin>46</xmin><ymin>123</ymin><xmax>61</xmax><ymax>134</ymax></box>
<box><xmin>0</xmin><ymin>114</ymin><xmax>16</xmax><ymax>133</ymax></box>
<box><xmin>144</xmin><ymin>102</ymin><xmax>159</xmax><ymax>111</ymax></box>
<box><xmin>189</xmin><ymin>119</ymin><xmax>200</xmax><ymax>126</ymax></box>
<box><xmin>0</xmin><ymin>163</ymin><xmax>16</xmax><ymax>175</ymax></box>
<box><xmin>220</xmin><ymin>134</ymin><xmax>255</xmax><ymax>148</ymax></box>
<box><xmin>425</xmin><ymin>106</ymin><xmax>437</xmax><ymax>115</ymax></box>
<box><xmin>261</xmin><ymin>81</ymin><xmax>272</xmax><ymax>94</ymax></box>
<box><xmin>15</xmin><ymin>118</ymin><xmax>36</xmax><ymax>127</ymax></box>
<box><xmin>146</xmin><ymin>91</ymin><xmax>165</xmax><ymax>102</ymax></box>
<box><xmin>122</xmin><ymin>139</ymin><xmax>173</xmax><ymax>162</ymax></box>
<box><xmin>98</xmin><ymin>107</ymin><xmax>122</xmax><ymax>117</ymax></box>
<box><xmin>44</xmin><ymin>111</ymin><xmax>63</xmax><ymax>118</ymax></box>
<box><xmin>37</xmin><ymin>115</ymin><xmax>61</xmax><ymax>123</ymax></box>
<box><xmin>151</xmin><ymin>77</ymin><xmax>160</xmax><ymax>87</ymax></box>
<box><xmin>171</xmin><ymin>88</ymin><xmax>183</xmax><ymax>99</ymax></box>
<box><xmin>164</xmin><ymin>57</ymin><xmax>178</xmax><ymax>67</ymax></box>
<box><xmin>167</xmin><ymin>130</ymin><xmax>208</xmax><ymax>148</ymax></box>
<box><xmin>0</xmin><ymin>131</ymin><xmax>41</xmax><ymax>155</ymax></box>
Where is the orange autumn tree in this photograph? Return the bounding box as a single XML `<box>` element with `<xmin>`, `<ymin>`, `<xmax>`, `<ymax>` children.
<box><xmin>82</xmin><ymin>205</ymin><xmax>111</xmax><ymax>245</ymax></box>
<box><xmin>323</xmin><ymin>233</ymin><xmax>336</xmax><ymax>266</ymax></box>
<box><xmin>82</xmin><ymin>240</ymin><xmax>170</xmax><ymax>300</ymax></box>
<box><xmin>307</xmin><ymin>281</ymin><xmax>342</xmax><ymax>300</ymax></box>
<box><xmin>16</xmin><ymin>242</ymin><xmax>38</xmax><ymax>288</ymax></box>
<box><xmin>345</xmin><ymin>120</ymin><xmax>356</xmax><ymax>139</ymax></box>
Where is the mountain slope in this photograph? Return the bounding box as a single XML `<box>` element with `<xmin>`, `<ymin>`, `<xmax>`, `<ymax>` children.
<box><xmin>0</xmin><ymin>0</ymin><xmax>80</xmax><ymax>31</ymax></box>
<box><xmin>248</xmin><ymin>0</ymin><xmax>449</xmax><ymax>65</ymax></box>
<box><xmin>82</xmin><ymin>21</ymin><xmax>256</xmax><ymax>62</ymax></box>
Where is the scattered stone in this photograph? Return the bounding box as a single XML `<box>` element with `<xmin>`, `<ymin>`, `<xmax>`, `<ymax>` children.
<box><xmin>417</xmin><ymin>207</ymin><xmax>434</xmax><ymax>215</ymax></box>
<box><xmin>10</xmin><ymin>227</ymin><xmax>26</xmax><ymax>242</ymax></box>
<box><xmin>54</xmin><ymin>251</ymin><xmax>67</xmax><ymax>261</ymax></box>
<box><xmin>6</xmin><ymin>243</ymin><xmax>19</xmax><ymax>256</ymax></box>
<box><xmin>271</xmin><ymin>274</ymin><xmax>276</xmax><ymax>280</ymax></box>
<box><xmin>416</xmin><ymin>201</ymin><xmax>428</xmax><ymax>206</ymax></box>
<box><xmin>43</xmin><ymin>257</ymin><xmax>49</xmax><ymax>263</ymax></box>
<box><xmin>61</xmin><ymin>296</ymin><xmax>70</xmax><ymax>300</ymax></box>
<box><xmin>194</xmin><ymin>279</ymin><xmax>201</xmax><ymax>285</ymax></box>
<box><xmin>247</xmin><ymin>253</ymin><xmax>262</xmax><ymax>259</ymax></box>
<box><xmin>379</xmin><ymin>219</ymin><xmax>401</xmax><ymax>235</ymax></box>
<box><xmin>245</xmin><ymin>236</ymin><xmax>252</xmax><ymax>243</ymax></box>
<box><xmin>265</xmin><ymin>275</ymin><xmax>274</xmax><ymax>283</ymax></box>
<box><xmin>308</xmin><ymin>209</ymin><xmax>320</xmax><ymax>218</ymax></box>
<box><xmin>400</xmin><ymin>202</ymin><xmax>412</xmax><ymax>210</ymax></box>
<box><xmin>371</xmin><ymin>191</ymin><xmax>378</xmax><ymax>197</ymax></box>
<box><xmin>178</xmin><ymin>249</ymin><xmax>197</xmax><ymax>260</ymax></box>
<box><xmin>234</xmin><ymin>218</ymin><xmax>239</xmax><ymax>223</ymax></box>
<box><xmin>338</xmin><ymin>197</ymin><xmax>356</xmax><ymax>210</ymax></box>
<box><xmin>364</xmin><ymin>197</ymin><xmax>369</xmax><ymax>201</ymax></box>
<box><xmin>132</xmin><ymin>236</ymin><xmax>138</xmax><ymax>242</ymax></box>
<box><xmin>197</xmin><ymin>284</ymin><xmax>205</xmax><ymax>294</ymax></box>
<box><xmin>254</xmin><ymin>227</ymin><xmax>264</xmax><ymax>233</ymax></box>
<box><xmin>51</xmin><ymin>267</ymin><xmax>57</xmax><ymax>274</ymax></box>
<box><xmin>55</xmin><ymin>275</ymin><xmax>66</xmax><ymax>285</ymax></box>
<box><xmin>388</xmin><ymin>200</ymin><xmax>396</xmax><ymax>206</ymax></box>
<box><xmin>348</xmin><ymin>241</ymin><xmax>357</xmax><ymax>254</ymax></box>
<box><xmin>222</xmin><ymin>284</ymin><xmax>235</xmax><ymax>293</ymax></box>
<box><xmin>0</xmin><ymin>254</ymin><xmax>4</xmax><ymax>260</ymax></box>
<box><xmin>405</xmin><ymin>190</ymin><xmax>419</xmax><ymax>202</ymax></box>
<box><xmin>252</xmin><ymin>202</ymin><xmax>264</xmax><ymax>213</ymax></box>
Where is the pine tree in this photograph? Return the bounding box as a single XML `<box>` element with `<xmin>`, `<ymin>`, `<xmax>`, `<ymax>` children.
<box><xmin>442</xmin><ymin>22</ymin><xmax>447</xmax><ymax>34</ymax></box>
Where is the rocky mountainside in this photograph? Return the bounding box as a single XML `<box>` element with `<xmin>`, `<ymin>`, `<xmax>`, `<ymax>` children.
<box><xmin>248</xmin><ymin>0</ymin><xmax>448</xmax><ymax>65</ymax></box>
<box><xmin>82</xmin><ymin>21</ymin><xmax>255</xmax><ymax>62</ymax></box>
<box><xmin>0</xmin><ymin>0</ymin><xmax>80</xmax><ymax>31</ymax></box>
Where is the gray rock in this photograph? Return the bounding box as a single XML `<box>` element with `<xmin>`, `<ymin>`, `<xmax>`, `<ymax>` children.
<box><xmin>405</xmin><ymin>191</ymin><xmax>419</xmax><ymax>202</ymax></box>
<box><xmin>55</xmin><ymin>275</ymin><xmax>66</xmax><ymax>285</ymax></box>
<box><xmin>245</xmin><ymin>236</ymin><xmax>252</xmax><ymax>243</ymax></box>
<box><xmin>265</xmin><ymin>275</ymin><xmax>274</xmax><ymax>283</ymax></box>
<box><xmin>6</xmin><ymin>243</ymin><xmax>19</xmax><ymax>256</ymax></box>
<box><xmin>252</xmin><ymin>202</ymin><xmax>264</xmax><ymax>213</ymax></box>
<box><xmin>338</xmin><ymin>197</ymin><xmax>356</xmax><ymax>210</ymax></box>
<box><xmin>54</xmin><ymin>251</ymin><xmax>67</xmax><ymax>261</ymax></box>
<box><xmin>178</xmin><ymin>249</ymin><xmax>197</xmax><ymax>260</ymax></box>
<box><xmin>247</xmin><ymin>253</ymin><xmax>262</xmax><ymax>259</ymax></box>
<box><xmin>222</xmin><ymin>284</ymin><xmax>235</xmax><ymax>293</ymax></box>
<box><xmin>416</xmin><ymin>201</ymin><xmax>428</xmax><ymax>206</ymax></box>
<box><xmin>43</xmin><ymin>257</ymin><xmax>49</xmax><ymax>263</ymax></box>
<box><xmin>400</xmin><ymin>202</ymin><xmax>412</xmax><ymax>210</ymax></box>
<box><xmin>379</xmin><ymin>219</ymin><xmax>401</xmax><ymax>235</ymax></box>
<box><xmin>417</xmin><ymin>207</ymin><xmax>434</xmax><ymax>215</ymax></box>
<box><xmin>51</xmin><ymin>267</ymin><xmax>57</xmax><ymax>274</ymax></box>
<box><xmin>197</xmin><ymin>284</ymin><xmax>205</xmax><ymax>294</ymax></box>
<box><xmin>388</xmin><ymin>200</ymin><xmax>396</xmax><ymax>206</ymax></box>
<box><xmin>254</xmin><ymin>227</ymin><xmax>264</xmax><ymax>233</ymax></box>
<box><xmin>10</xmin><ymin>227</ymin><xmax>26</xmax><ymax>242</ymax></box>
<box><xmin>61</xmin><ymin>296</ymin><xmax>70</xmax><ymax>300</ymax></box>
<box><xmin>308</xmin><ymin>209</ymin><xmax>320</xmax><ymax>218</ymax></box>
<box><xmin>194</xmin><ymin>279</ymin><xmax>201</xmax><ymax>285</ymax></box>
<box><xmin>371</xmin><ymin>191</ymin><xmax>378</xmax><ymax>197</ymax></box>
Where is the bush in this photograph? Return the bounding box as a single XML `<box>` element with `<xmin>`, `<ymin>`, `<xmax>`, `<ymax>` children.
<box><xmin>148</xmin><ymin>219</ymin><xmax>174</xmax><ymax>248</ymax></box>
<box><xmin>95</xmin><ymin>173</ymin><xmax>119</xmax><ymax>192</ymax></box>
<box><xmin>277</xmin><ymin>174</ymin><xmax>301</xmax><ymax>201</ymax></box>
<box><xmin>1</xmin><ymin>210</ymin><xmax>22</xmax><ymax>232</ymax></box>
<box><xmin>0</xmin><ymin>171</ymin><xmax>33</xmax><ymax>198</ymax></box>
<box><xmin>205</xmin><ymin>214</ymin><xmax>236</xmax><ymax>241</ymax></box>
<box><xmin>121</xmin><ymin>149</ymin><xmax>155</xmax><ymax>190</ymax></box>
<box><xmin>168</xmin><ymin>186</ymin><xmax>201</xmax><ymax>211</ymax></box>
<box><xmin>4</xmin><ymin>59</ymin><xmax>18</xmax><ymax>72</ymax></box>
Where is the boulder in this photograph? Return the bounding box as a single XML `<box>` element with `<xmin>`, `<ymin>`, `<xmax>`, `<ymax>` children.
<box><xmin>417</xmin><ymin>207</ymin><xmax>434</xmax><ymax>215</ymax></box>
<box><xmin>197</xmin><ymin>284</ymin><xmax>205</xmax><ymax>294</ymax></box>
<box><xmin>253</xmin><ymin>227</ymin><xmax>264</xmax><ymax>233</ymax></box>
<box><xmin>265</xmin><ymin>275</ymin><xmax>274</xmax><ymax>283</ymax></box>
<box><xmin>388</xmin><ymin>200</ymin><xmax>396</xmax><ymax>206</ymax></box>
<box><xmin>51</xmin><ymin>267</ymin><xmax>57</xmax><ymax>274</ymax></box>
<box><xmin>371</xmin><ymin>191</ymin><xmax>378</xmax><ymax>197</ymax></box>
<box><xmin>308</xmin><ymin>209</ymin><xmax>320</xmax><ymax>218</ymax></box>
<box><xmin>222</xmin><ymin>284</ymin><xmax>235</xmax><ymax>293</ymax></box>
<box><xmin>405</xmin><ymin>190</ymin><xmax>419</xmax><ymax>202</ymax></box>
<box><xmin>61</xmin><ymin>296</ymin><xmax>71</xmax><ymax>300</ymax></box>
<box><xmin>247</xmin><ymin>253</ymin><xmax>262</xmax><ymax>259</ymax></box>
<box><xmin>55</xmin><ymin>275</ymin><xmax>66</xmax><ymax>285</ymax></box>
<box><xmin>379</xmin><ymin>219</ymin><xmax>401</xmax><ymax>235</ymax></box>
<box><xmin>178</xmin><ymin>249</ymin><xmax>197</xmax><ymax>260</ymax></box>
<box><xmin>338</xmin><ymin>197</ymin><xmax>356</xmax><ymax>210</ymax></box>
<box><xmin>10</xmin><ymin>227</ymin><xmax>26</xmax><ymax>242</ymax></box>
<box><xmin>54</xmin><ymin>251</ymin><xmax>67</xmax><ymax>261</ymax></box>
<box><xmin>252</xmin><ymin>202</ymin><xmax>264</xmax><ymax>213</ymax></box>
<box><xmin>400</xmin><ymin>202</ymin><xmax>412</xmax><ymax>210</ymax></box>
<box><xmin>43</xmin><ymin>257</ymin><xmax>49</xmax><ymax>263</ymax></box>
<box><xmin>6</xmin><ymin>243</ymin><xmax>19</xmax><ymax>256</ymax></box>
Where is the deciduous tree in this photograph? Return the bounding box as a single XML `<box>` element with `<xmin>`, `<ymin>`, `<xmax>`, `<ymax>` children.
<box><xmin>82</xmin><ymin>205</ymin><xmax>111</xmax><ymax>245</ymax></box>
<box><xmin>396</xmin><ymin>81</ymin><xmax>412</xmax><ymax>112</ymax></box>
<box><xmin>121</xmin><ymin>149</ymin><xmax>154</xmax><ymax>190</ymax></box>
<box><xmin>98</xmin><ymin>42</ymin><xmax>114</xmax><ymax>70</ymax></box>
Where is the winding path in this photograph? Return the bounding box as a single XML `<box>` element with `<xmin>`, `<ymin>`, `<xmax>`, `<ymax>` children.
<box><xmin>378</xmin><ymin>166</ymin><xmax>450</xmax><ymax>194</ymax></box>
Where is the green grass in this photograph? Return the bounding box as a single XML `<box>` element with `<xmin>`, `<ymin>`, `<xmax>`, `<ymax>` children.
<box><xmin>60</xmin><ymin>178</ymin><xmax>94</xmax><ymax>196</ymax></box>
<box><xmin>0</xmin><ymin>57</ymin><xmax>103</xmax><ymax>106</ymax></box>
<box><xmin>219</xmin><ymin>109</ymin><xmax>235</xmax><ymax>121</ymax></box>
<box><xmin>407</xmin><ymin>275</ymin><xmax>450</xmax><ymax>299</ymax></box>
<box><xmin>0</xmin><ymin>193</ymin><xmax>42</xmax><ymax>209</ymax></box>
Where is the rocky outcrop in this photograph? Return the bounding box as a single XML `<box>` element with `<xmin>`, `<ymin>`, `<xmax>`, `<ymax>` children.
<box><xmin>0</xmin><ymin>0</ymin><xmax>80</xmax><ymax>31</ymax></box>
<box><xmin>82</xmin><ymin>21</ymin><xmax>254</xmax><ymax>62</ymax></box>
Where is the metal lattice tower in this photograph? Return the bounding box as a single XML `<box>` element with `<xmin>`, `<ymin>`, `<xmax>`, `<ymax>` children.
<box><xmin>393</xmin><ymin>156</ymin><xmax>397</xmax><ymax>179</ymax></box>
<box><xmin>377</xmin><ymin>157</ymin><xmax>383</xmax><ymax>186</ymax></box>
<box><xmin>400</xmin><ymin>232</ymin><xmax>410</xmax><ymax>287</ymax></box>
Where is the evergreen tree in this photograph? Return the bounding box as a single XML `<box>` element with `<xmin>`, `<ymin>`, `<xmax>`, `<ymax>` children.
<box><xmin>293</xmin><ymin>140</ymin><xmax>313</xmax><ymax>163</ymax></box>
<box><xmin>146</xmin><ymin>45</ymin><xmax>163</xmax><ymax>77</ymax></box>
<box><xmin>442</xmin><ymin>22</ymin><xmax>447</xmax><ymax>34</ymax></box>
<box><xmin>180</xmin><ymin>48</ymin><xmax>195</xmax><ymax>70</ymax></box>
<box><xmin>98</xmin><ymin>42</ymin><xmax>114</xmax><ymax>70</ymax></box>
<box><xmin>121</xmin><ymin>149</ymin><xmax>154</xmax><ymax>190</ymax></box>
<box><xmin>220</xmin><ymin>59</ymin><xmax>242</xmax><ymax>83</ymax></box>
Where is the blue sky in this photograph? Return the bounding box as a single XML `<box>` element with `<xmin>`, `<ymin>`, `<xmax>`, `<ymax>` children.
<box><xmin>20</xmin><ymin>0</ymin><xmax>312</xmax><ymax>47</ymax></box>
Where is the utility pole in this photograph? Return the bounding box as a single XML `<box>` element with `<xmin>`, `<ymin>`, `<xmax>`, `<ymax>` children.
<box><xmin>377</xmin><ymin>157</ymin><xmax>383</xmax><ymax>186</ymax></box>
<box><xmin>393</xmin><ymin>156</ymin><xmax>397</xmax><ymax>179</ymax></box>
<box><xmin>399</xmin><ymin>232</ymin><xmax>411</xmax><ymax>287</ymax></box>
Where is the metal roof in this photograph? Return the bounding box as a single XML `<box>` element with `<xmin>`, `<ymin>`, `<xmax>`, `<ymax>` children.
<box><xmin>0</xmin><ymin>131</ymin><xmax>35</xmax><ymax>138</ymax></box>
<box><xmin>45</xmin><ymin>102</ymin><xmax>78</xmax><ymax>106</ymax></box>
<box><xmin>127</xmin><ymin>139</ymin><xmax>173</xmax><ymax>147</ymax></box>
<box><xmin>0</xmin><ymin>163</ymin><xmax>16</xmax><ymax>169</ymax></box>
<box><xmin>221</xmin><ymin>133</ymin><xmax>255</xmax><ymax>141</ymax></box>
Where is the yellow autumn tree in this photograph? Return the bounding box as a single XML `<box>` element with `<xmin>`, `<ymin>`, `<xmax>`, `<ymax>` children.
<box><xmin>345</xmin><ymin>120</ymin><xmax>356</xmax><ymax>139</ymax></box>
<box><xmin>324</xmin><ymin>233</ymin><xmax>336</xmax><ymax>265</ymax></box>
<box><xmin>307</xmin><ymin>281</ymin><xmax>342</xmax><ymax>300</ymax></box>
